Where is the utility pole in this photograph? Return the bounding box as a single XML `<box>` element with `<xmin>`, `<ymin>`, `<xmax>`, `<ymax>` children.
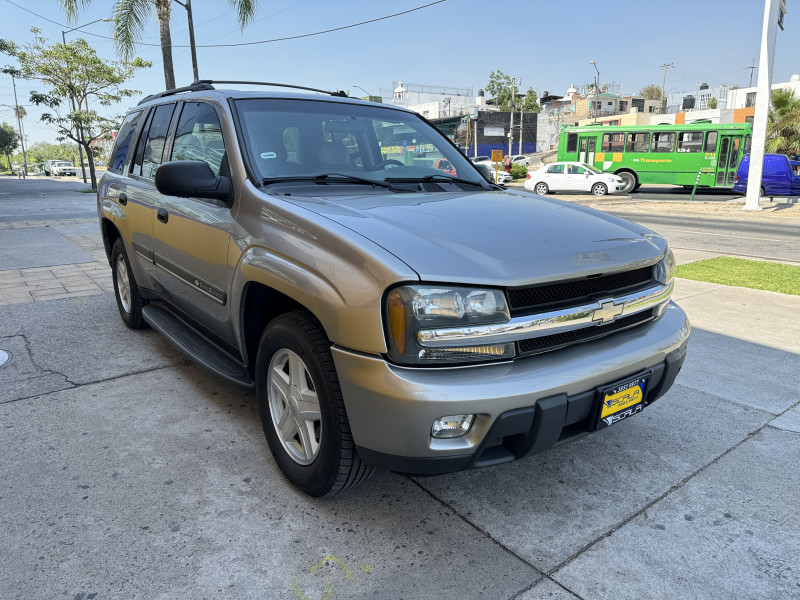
<box><xmin>748</xmin><ymin>58</ymin><xmax>757</xmax><ymax>87</ymax></box>
<box><xmin>589</xmin><ymin>61</ymin><xmax>600</xmax><ymax>122</ymax></box>
<box><xmin>519</xmin><ymin>97</ymin><xmax>524</xmax><ymax>156</ymax></box>
<box><xmin>744</xmin><ymin>0</ymin><xmax>784</xmax><ymax>211</ymax></box>
<box><xmin>174</xmin><ymin>0</ymin><xmax>199</xmax><ymax>82</ymax></box>
<box><xmin>10</xmin><ymin>74</ymin><xmax>27</xmax><ymax>178</ymax></box>
<box><xmin>508</xmin><ymin>76</ymin><xmax>518</xmax><ymax>156</ymax></box>
<box><xmin>660</xmin><ymin>63</ymin><xmax>673</xmax><ymax>113</ymax></box>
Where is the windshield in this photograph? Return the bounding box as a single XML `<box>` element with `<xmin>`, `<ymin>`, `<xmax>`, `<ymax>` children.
<box><xmin>56</xmin><ymin>162</ymin><xmax>72</xmax><ymax>167</ymax></box>
<box><xmin>582</xmin><ymin>164</ymin><xmax>602</xmax><ymax>174</ymax></box>
<box><xmin>234</xmin><ymin>98</ymin><xmax>487</xmax><ymax>188</ymax></box>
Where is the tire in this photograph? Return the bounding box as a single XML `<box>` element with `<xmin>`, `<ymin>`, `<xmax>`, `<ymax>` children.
<box><xmin>617</xmin><ymin>171</ymin><xmax>637</xmax><ymax>193</ymax></box>
<box><xmin>111</xmin><ymin>238</ymin><xmax>146</xmax><ymax>329</ymax></box>
<box><xmin>534</xmin><ymin>182</ymin><xmax>549</xmax><ymax>195</ymax></box>
<box><xmin>256</xmin><ymin>311</ymin><xmax>374</xmax><ymax>496</ymax></box>
<box><xmin>591</xmin><ymin>183</ymin><xmax>608</xmax><ymax>196</ymax></box>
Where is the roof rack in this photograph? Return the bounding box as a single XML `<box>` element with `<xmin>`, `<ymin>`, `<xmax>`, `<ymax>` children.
<box><xmin>193</xmin><ymin>80</ymin><xmax>348</xmax><ymax>98</ymax></box>
<box><xmin>137</xmin><ymin>81</ymin><xmax>215</xmax><ymax>106</ymax></box>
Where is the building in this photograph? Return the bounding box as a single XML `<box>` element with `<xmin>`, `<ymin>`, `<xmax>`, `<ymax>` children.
<box><xmin>381</xmin><ymin>81</ymin><xmax>475</xmax><ymax>119</ymax></box>
<box><xmin>434</xmin><ymin>110</ymin><xmax>537</xmax><ymax>158</ymax></box>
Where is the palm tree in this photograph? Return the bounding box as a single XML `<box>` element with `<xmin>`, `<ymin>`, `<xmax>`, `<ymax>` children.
<box><xmin>765</xmin><ymin>88</ymin><xmax>800</xmax><ymax>156</ymax></box>
<box><xmin>59</xmin><ymin>0</ymin><xmax>258</xmax><ymax>90</ymax></box>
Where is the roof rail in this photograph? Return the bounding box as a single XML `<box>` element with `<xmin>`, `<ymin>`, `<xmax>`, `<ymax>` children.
<box><xmin>193</xmin><ymin>80</ymin><xmax>348</xmax><ymax>98</ymax></box>
<box><xmin>137</xmin><ymin>81</ymin><xmax>215</xmax><ymax>106</ymax></box>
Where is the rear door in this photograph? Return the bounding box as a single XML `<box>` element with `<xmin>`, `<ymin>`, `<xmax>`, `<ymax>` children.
<box><xmin>715</xmin><ymin>135</ymin><xmax>742</xmax><ymax>188</ymax></box>
<box><xmin>578</xmin><ymin>137</ymin><xmax>596</xmax><ymax>165</ymax></box>
<box><xmin>544</xmin><ymin>163</ymin><xmax>566</xmax><ymax>190</ymax></box>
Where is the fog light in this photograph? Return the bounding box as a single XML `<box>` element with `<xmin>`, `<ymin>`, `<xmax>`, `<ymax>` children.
<box><xmin>431</xmin><ymin>414</ymin><xmax>474</xmax><ymax>439</ymax></box>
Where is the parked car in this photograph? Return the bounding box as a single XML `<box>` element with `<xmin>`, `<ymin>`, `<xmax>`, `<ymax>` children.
<box><xmin>733</xmin><ymin>153</ymin><xmax>800</xmax><ymax>197</ymax></box>
<box><xmin>43</xmin><ymin>159</ymin><xmax>58</xmax><ymax>176</ymax></box>
<box><xmin>525</xmin><ymin>161</ymin><xmax>626</xmax><ymax>196</ymax></box>
<box><xmin>433</xmin><ymin>158</ymin><xmax>456</xmax><ymax>176</ymax></box>
<box><xmin>52</xmin><ymin>161</ymin><xmax>77</xmax><ymax>176</ymax></box>
<box><xmin>11</xmin><ymin>162</ymin><xmax>23</xmax><ymax>175</ymax></box>
<box><xmin>471</xmin><ymin>155</ymin><xmax>491</xmax><ymax>163</ymax></box>
<box><xmin>510</xmin><ymin>155</ymin><xmax>530</xmax><ymax>166</ymax></box>
<box><xmin>98</xmin><ymin>81</ymin><xmax>688</xmax><ymax>497</ymax></box>
<box><xmin>474</xmin><ymin>162</ymin><xmax>512</xmax><ymax>184</ymax></box>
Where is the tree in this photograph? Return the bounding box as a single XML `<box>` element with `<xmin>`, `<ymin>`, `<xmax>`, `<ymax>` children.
<box><xmin>60</xmin><ymin>0</ymin><xmax>259</xmax><ymax>90</ymax></box>
<box><xmin>522</xmin><ymin>87</ymin><xmax>540</xmax><ymax>114</ymax></box>
<box><xmin>707</xmin><ymin>97</ymin><xmax>718</xmax><ymax>109</ymax></box>
<box><xmin>1</xmin><ymin>28</ymin><xmax>151</xmax><ymax>189</ymax></box>
<box><xmin>0</xmin><ymin>121</ymin><xmax>19</xmax><ymax>171</ymax></box>
<box><xmin>765</xmin><ymin>88</ymin><xmax>800</xmax><ymax>155</ymax></box>
<box><xmin>638</xmin><ymin>84</ymin><xmax>663</xmax><ymax>101</ymax></box>
<box><xmin>486</xmin><ymin>70</ymin><xmax>521</xmax><ymax>112</ymax></box>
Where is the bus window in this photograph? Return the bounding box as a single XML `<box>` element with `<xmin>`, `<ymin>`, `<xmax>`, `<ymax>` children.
<box><xmin>566</xmin><ymin>133</ymin><xmax>578</xmax><ymax>153</ymax></box>
<box><xmin>704</xmin><ymin>131</ymin><xmax>718</xmax><ymax>153</ymax></box>
<box><xmin>677</xmin><ymin>132</ymin><xmax>703</xmax><ymax>152</ymax></box>
<box><xmin>651</xmin><ymin>132</ymin><xmax>676</xmax><ymax>153</ymax></box>
<box><xmin>626</xmin><ymin>132</ymin><xmax>649</xmax><ymax>152</ymax></box>
<box><xmin>601</xmin><ymin>132</ymin><xmax>624</xmax><ymax>153</ymax></box>
<box><xmin>744</xmin><ymin>135</ymin><xmax>751</xmax><ymax>153</ymax></box>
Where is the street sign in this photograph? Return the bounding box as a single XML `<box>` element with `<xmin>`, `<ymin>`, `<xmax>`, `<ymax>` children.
<box><xmin>491</xmin><ymin>149</ymin><xmax>503</xmax><ymax>163</ymax></box>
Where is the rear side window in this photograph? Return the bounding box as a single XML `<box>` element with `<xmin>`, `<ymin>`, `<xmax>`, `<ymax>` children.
<box><xmin>651</xmin><ymin>132</ymin><xmax>675</xmax><ymax>153</ymax></box>
<box><xmin>108</xmin><ymin>110</ymin><xmax>142</xmax><ymax>173</ymax></box>
<box><xmin>547</xmin><ymin>164</ymin><xmax>564</xmax><ymax>174</ymax></box>
<box><xmin>133</xmin><ymin>103</ymin><xmax>176</xmax><ymax>179</ymax></box>
<box><xmin>171</xmin><ymin>102</ymin><xmax>226</xmax><ymax>176</ymax></box>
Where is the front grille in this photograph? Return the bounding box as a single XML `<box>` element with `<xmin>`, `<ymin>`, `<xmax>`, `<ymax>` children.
<box><xmin>517</xmin><ymin>309</ymin><xmax>655</xmax><ymax>356</ymax></box>
<box><xmin>507</xmin><ymin>266</ymin><xmax>654</xmax><ymax>313</ymax></box>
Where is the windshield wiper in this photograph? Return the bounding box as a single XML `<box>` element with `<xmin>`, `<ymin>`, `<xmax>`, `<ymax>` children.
<box><xmin>384</xmin><ymin>174</ymin><xmax>488</xmax><ymax>188</ymax></box>
<box><xmin>261</xmin><ymin>173</ymin><xmax>393</xmax><ymax>189</ymax></box>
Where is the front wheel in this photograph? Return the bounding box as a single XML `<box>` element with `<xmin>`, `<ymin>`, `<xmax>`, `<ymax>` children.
<box><xmin>534</xmin><ymin>182</ymin><xmax>549</xmax><ymax>195</ymax></box>
<box><xmin>591</xmin><ymin>183</ymin><xmax>608</xmax><ymax>196</ymax></box>
<box><xmin>256</xmin><ymin>311</ymin><xmax>373</xmax><ymax>496</ymax></box>
<box><xmin>617</xmin><ymin>171</ymin><xmax>637</xmax><ymax>193</ymax></box>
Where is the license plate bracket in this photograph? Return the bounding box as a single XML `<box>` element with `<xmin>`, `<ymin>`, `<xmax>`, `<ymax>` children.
<box><xmin>593</xmin><ymin>371</ymin><xmax>650</xmax><ymax>431</ymax></box>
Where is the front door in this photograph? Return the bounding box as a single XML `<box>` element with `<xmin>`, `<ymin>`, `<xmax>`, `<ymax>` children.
<box><xmin>564</xmin><ymin>164</ymin><xmax>591</xmax><ymax>191</ymax></box>
<box><xmin>715</xmin><ymin>135</ymin><xmax>742</xmax><ymax>188</ymax></box>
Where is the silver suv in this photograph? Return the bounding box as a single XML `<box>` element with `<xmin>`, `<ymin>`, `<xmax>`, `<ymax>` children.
<box><xmin>98</xmin><ymin>81</ymin><xmax>689</xmax><ymax>496</ymax></box>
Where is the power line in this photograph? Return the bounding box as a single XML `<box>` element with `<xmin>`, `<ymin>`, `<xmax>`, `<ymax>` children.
<box><xmin>3</xmin><ymin>0</ymin><xmax>446</xmax><ymax>49</ymax></box>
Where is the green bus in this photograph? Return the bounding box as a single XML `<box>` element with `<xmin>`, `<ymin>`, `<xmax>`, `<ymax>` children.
<box><xmin>557</xmin><ymin>122</ymin><xmax>753</xmax><ymax>193</ymax></box>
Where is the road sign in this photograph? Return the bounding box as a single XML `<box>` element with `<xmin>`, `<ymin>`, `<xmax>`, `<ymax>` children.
<box><xmin>491</xmin><ymin>149</ymin><xmax>503</xmax><ymax>163</ymax></box>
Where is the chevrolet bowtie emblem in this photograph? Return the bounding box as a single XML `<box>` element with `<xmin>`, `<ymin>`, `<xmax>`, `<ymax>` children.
<box><xmin>592</xmin><ymin>300</ymin><xmax>624</xmax><ymax>324</ymax></box>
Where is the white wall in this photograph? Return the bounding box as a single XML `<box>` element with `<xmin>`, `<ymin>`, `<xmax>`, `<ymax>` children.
<box><xmin>727</xmin><ymin>79</ymin><xmax>800</xmax><ymax>109</ymax></box>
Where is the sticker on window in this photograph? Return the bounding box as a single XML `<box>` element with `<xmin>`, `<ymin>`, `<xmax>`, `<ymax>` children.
<box><xmin>260</xmin><ymin>152</ymin><xmax>277</xmax><ymax>159</ymax></box>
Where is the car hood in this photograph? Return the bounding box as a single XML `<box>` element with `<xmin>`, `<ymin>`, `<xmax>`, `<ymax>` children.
<box><xmin>288</xmin><ymin>189</ymin><xmax>666</xmax><ymax>286</ymax></box>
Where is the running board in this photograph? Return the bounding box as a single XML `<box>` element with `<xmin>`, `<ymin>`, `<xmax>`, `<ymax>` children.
<box><xmin>142</xmin><ymin>304</ymin><xmax>254</xmax><ymax>390</ymax></box>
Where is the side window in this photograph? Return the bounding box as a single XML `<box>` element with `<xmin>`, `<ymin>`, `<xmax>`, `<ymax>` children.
<box><xmin>704</xmin><ymin>131</ymin><xmax>718</xmax><ymax>153</ymax></box>
<box><xmin>131</xmin><ymin>109</ymin><xmax>154</xmax><ymax>176</ymax></box>
<box><xmin>137</xmin><ymin>103</ymin><xmax>176</xmax><ymax>179</ymax></box>
<box><xmin>677</xmin><ymin>131</ymin><xmax>703</xmax><ymax>153</ymax></box>
<box><xmin>171</xmin><ymin>102</ymin><xmax>226</xmax><ymax>176</ymax></box>
<box><xmin>567</xmin><ymin>164</ymin><xmax>585</xmax><ymax>174</ymax></box>
<box><xmin>566</xmin><ymin>133</ymin><xmax>578</xmax><ymax>153</ymax></box>
<box><xmin>743</xmin><ymin>134</ymin><xmax>751</xmax><ymax>154</ymax></box>
<box><xmin>651</xmin><ymin>132</ymin><xmax>676</xmax><ymax>153</ymax></box>
<box><xmin>547</xmin><ymin>164</ymin><xmax>564</xmax><ymax>174</ymax></box>
<box><xmin>108</xmin><ymin>110</ymin><xmax>142</xmax><ymax>173</ymax></box>
<box><xmin>626</xmin><ymin>132</ymin><xmax>649</xmax><ymax>152</ymax></box>
<box><xmin>601</xmin><ymin>132</ymin><xmax>624</xmax><ymax>153</ymax></box>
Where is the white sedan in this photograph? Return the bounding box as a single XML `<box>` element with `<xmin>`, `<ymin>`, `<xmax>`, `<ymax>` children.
<box><xmin>524</xmin><ymin>162</ymin><xmax>625</xmax><ymax>196</ymax></box>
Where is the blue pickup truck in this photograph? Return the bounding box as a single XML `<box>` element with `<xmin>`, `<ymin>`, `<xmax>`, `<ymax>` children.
<box><xmin>733</xmin><ymin>153</ymin><xmax>800</xmax><ymax>196</ymax></box>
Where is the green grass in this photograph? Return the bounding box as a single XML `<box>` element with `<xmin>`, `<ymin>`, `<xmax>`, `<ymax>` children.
<box><xmin>675</xmin><ymin>257</ymin><xmax>800</xmax><ymax>296</ymax></box>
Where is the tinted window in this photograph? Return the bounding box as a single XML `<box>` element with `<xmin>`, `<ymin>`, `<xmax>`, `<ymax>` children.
<box><xmin>566</xmin><ymin>133</ymin><xmax>578</xmax><ymax>153</ymax></box>
<box><xmin>743</xmin><ymin>135</ymin><xmax>751</xmax><ymax>154</ymax></box>
<box><xmin>626</xmin><ymin>132</ymin><xmax>649</xmax><ymax>152</ymax></box>
<box><xmin>677</xmin><ymin>131</ymin><xmax>703</xmax><ymax>153</ymax></box>
<box><xmin>136</xmin><ymin>103</ymin><xmax>175</xmax><ymax>179</ymax></box>
<box><xmin>108</xmin><ymin>110</ymin><xmax>142</xmax><ymax>173</ymax></box>
<box><xmin>601</xmin><ymin>132</ymin><xmax>624</xmax><ymax>153</ymax></box>
<box><xmin>651</xmin><ymin>132</ymin><xmax>676</xmax><ymax>153</ymax></box>
<box><xmin>171</xmin><ymin>102</ymin><xmax>226</xmax><ymax>176</ymax></box>
<box><xmin>704</xmin><ymin>131</ymin><xmax>718</xmax><ymax>153</ymax></box>
<box><xmin>547</xmin><ymin>164</ymin><xmax>564</xmax><ymax>174</ymax></box>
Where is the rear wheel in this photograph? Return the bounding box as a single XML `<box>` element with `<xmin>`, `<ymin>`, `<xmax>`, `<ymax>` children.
<box><xmin>256</xmin><ymin>311</ymin><xmax>373</xmax><ymax>496</ymax></box>
<box><xmin>534</xmin><ymin>182</ymin><xmax>549</xmax><ymax>195</ymax></box>
<box><xmin>111</xmin><ymin>238</ymin><xmax>146</xmax><ymax>329</ymax></box>
<box><xmin>591</xmin><ymin>183</ymin><xmax>608</xmax><ymax>196</ymax></box>
<box><xmin>617</xmin><ymin>171</ymin><xmax>637</xmax><ymax>193</ymax></box>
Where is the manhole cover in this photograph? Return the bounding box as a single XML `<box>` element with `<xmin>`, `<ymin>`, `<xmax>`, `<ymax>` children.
<box><xmin>0</xmin><ymin>350</ymin><xmax>10</xmax><ymax>367</ymax></box>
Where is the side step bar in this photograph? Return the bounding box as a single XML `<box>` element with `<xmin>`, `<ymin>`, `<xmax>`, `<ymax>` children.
<box><xmin>142</xmin><ymin>304</ymin><xmax>254</xmax><ymax>390</ymax></box>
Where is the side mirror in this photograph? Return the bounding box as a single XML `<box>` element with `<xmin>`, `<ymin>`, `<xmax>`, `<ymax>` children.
<box><xmin>155</xmin><ymin>160</ymin><xmax>231</xmax><ymax>202</ymax></box>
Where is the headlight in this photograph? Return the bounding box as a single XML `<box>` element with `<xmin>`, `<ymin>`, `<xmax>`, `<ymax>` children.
<box><xmin>654</xmin><ymin>248</ymin><xmax>676</xmax><ymax>284</ymax></box>
<box><xmin>607</xmin><ymin>177</ymin><xmax>617</xmax><ymax>182</ymax></box>
<box><xmin>385</xmin><ymin>285</ymin><xmax>514</xmax><ymax>365</ymax></box>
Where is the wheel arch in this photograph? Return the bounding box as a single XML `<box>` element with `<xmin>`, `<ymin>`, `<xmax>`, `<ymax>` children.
<box><xmin>101</xmin><ymin>218</ymin><xmax>122</xmax><ymax>266</ymax></box>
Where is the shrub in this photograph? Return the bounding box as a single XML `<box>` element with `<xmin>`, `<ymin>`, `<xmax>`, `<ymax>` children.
<box><xmin>511</xmin><ymin>163</ymin><xmax>529</xmax><ymax>179</ymax></box>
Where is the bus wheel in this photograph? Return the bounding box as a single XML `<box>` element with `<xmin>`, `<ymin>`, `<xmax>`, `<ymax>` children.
<box><xmin>534</xmin><ymin>182</ymin><xmax>549</xmax><ymax>195</ymax></box>
<box><xmin>591</xmin><ymin>183</ymin><xmax>608</xmax><ymax>196</ymax></box>
<box><xmin>617</xmin><ymin>171</ymin><xmax>637</xmax><ymax>193</ymax></box>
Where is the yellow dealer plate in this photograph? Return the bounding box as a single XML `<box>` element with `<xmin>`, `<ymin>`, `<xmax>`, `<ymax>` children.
<box><xmin>596</xmin><ymin>374</ymin><xmax>648</xmax><ymax>430</ymax></box>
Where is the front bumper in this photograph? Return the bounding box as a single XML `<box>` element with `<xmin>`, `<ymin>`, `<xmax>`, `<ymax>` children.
<box><xmin>332</xmin><ymin>301</ymin><xmax>689</xmax><ymax>475</ymax></box>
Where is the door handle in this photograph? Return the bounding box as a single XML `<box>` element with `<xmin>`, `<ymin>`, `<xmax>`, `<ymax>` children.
<box><xmin>157</xmin><ymin>208</ymin><xmax>169</xmax><ymax>223</ymax></box>
<box><xmin>118</xmin><ymin>192</ymin><xmax>127</xmax><ymax>206</ymax></box>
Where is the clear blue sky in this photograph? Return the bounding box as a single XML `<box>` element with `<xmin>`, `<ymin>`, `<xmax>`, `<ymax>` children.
<box><xmin>1</xmin><ymin>0</ymin><xmax>797</xmax><ymax>144</ymax></box>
